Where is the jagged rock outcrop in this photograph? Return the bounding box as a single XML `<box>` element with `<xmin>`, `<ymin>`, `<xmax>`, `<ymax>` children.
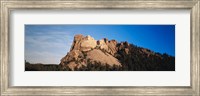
<box><xmin>70</xmin><ymin>34</ymin><xmax>97</xmax><ymax>52</ymax></box>
<box><xmin>70</xmin><ymin>34</ymin><xmax>83</xmax><ymax>51</ymax></box>
<box><xmin>96</xmin><ymin>39</ymin><xmax>118</xmax><ymax>55</ymax></box>
<box><xmin>97</xmin><ymin>39</ymin><xmax>109</xmax><ymax>51</ymax></box>
<box><xmin>108</xmin><ymin>40</ymin><xmax>118</xmax><ymax>55</ymax></box>
<box><xmin>60</xmin><ymin>34</ymin><xmax>122</xmax><ymax>70</ymax></box>
<box><xmin>59</xmin><ymin>34</ymin><xmax>174</xmax><ymax>71</ymax></box>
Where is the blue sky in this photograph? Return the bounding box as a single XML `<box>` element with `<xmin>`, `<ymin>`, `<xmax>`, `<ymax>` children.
<box><xmin>25</xmin><ymin>25</ymin><xmax>175</xmax><ymax>64</ymax></box>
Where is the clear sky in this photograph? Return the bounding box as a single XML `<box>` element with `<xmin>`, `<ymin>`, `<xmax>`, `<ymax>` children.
<box><xmin>25</xmin><ymin>25</ymin><xmax>175</xmax><ymax>64</ymax></box>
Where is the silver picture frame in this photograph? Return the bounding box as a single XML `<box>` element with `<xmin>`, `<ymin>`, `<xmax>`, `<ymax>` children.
<box><xmin>0</xmin><ymin>0</ymin><xmax>199</xmax><ymax>95</ymax></box>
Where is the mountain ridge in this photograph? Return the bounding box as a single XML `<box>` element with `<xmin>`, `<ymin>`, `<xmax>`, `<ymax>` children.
<box><xmin>59</xmin><ymin>34</ymin><xmax>175</xmax><ymax>71</ymax></box>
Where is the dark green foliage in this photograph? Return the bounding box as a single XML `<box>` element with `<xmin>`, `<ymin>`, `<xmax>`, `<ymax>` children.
<box><xmin>25</xmin><ymin>63</ymin><xmax>63</xmax><ymax>71</ymax></box>
<box><xmin>115</xmin><ymin>43</ymin><xmax>175</xmax><ymax>71</ymax></box>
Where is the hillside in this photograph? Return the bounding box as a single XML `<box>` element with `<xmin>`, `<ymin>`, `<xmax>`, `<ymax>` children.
<box><xmin>59</xmin><ymin>34</ymin><xmax>175</xmax><ymax>71</ymax></box>
<box><xmin>25</xmin><ymin>34</ymin><xmax>175</xmax><ymax>71</ymax></box>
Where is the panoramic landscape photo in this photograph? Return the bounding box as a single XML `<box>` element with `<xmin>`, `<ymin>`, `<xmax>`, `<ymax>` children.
<box><xmin>25</xmin><ymin>25</ymin><xmax>175</xmax><ymax>71</ymax></box>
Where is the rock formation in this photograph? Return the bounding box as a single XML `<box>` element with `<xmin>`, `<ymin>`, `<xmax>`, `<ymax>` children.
<box><xmin>60</xmin><ymin>34</ymin><xmax>122</xmax><ymax>70</ymax></box>
<box><xmin>59</xmin><ymin>34</ymin><xmax>175</xmax><ymax>71</ymax></box>
<box><xmin>26</xmin><ymin>34</ymin><xmax>175</xmax><ymax>71</ymax></box>
<box><xmin>70</xmin><ymin>34</ymin><xmax>97</xmax><ymax>52</ymax></box>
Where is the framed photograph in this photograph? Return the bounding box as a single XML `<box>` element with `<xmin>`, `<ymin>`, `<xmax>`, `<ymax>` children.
<box><xmin>1</xmin><ymin>0</ymin><xmax>199</xmax><ymax>95</ymax></box>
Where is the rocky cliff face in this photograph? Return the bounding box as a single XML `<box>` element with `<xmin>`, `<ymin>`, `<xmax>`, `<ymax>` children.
<box><xmin>60</xmin><ymin>34</ymin><xmax>122</xmax><ymax>70</ymax></box>
<box><xmin>60</xmin><ymin>34</ymin><xmax>175</xmax><ymax>71</ymax></box>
